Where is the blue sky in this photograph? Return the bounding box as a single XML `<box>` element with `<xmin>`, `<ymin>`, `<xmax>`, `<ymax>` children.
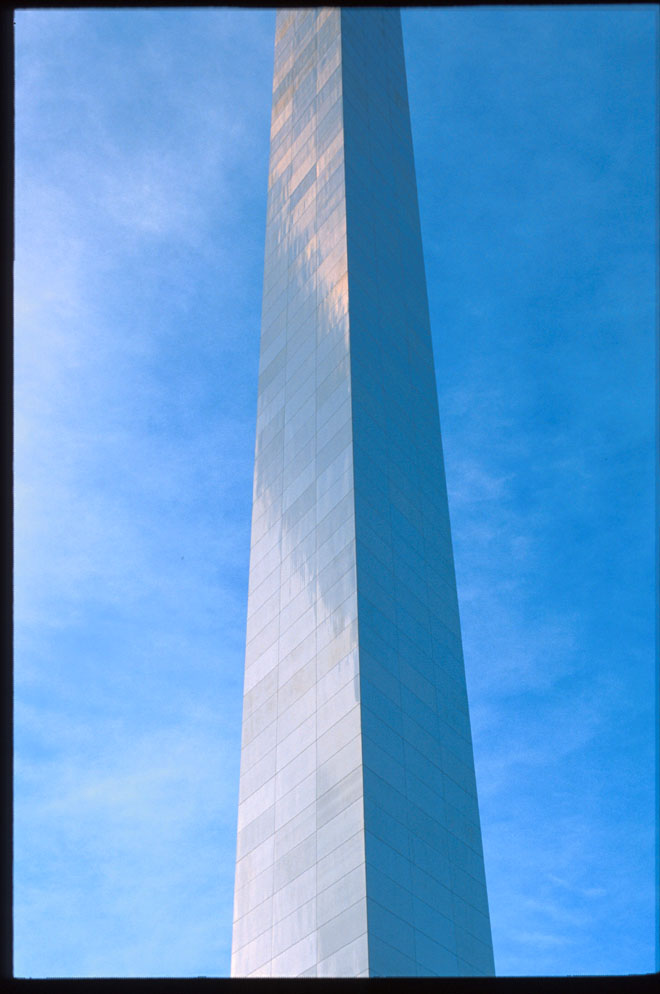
<box><xmin>14</xmin><ymin>5</ymin><xmax>656</xmax><ymax>978</ymax></box>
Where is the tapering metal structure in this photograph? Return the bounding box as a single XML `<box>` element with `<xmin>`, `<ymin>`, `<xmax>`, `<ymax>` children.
<box><xmin>231</xmin><ymin>8</ymin><xmax>494</xmax><ymax>977</ymax></box>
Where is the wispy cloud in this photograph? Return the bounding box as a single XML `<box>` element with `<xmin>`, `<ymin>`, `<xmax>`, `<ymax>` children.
<box><xmin>15</xmin><ymin>703</ymin><xmax>240</xmax><ymax>977</ymax></box>
<box><xmin>14</xmin><ymin>7</ymin><xmax>276</xmax><ymax>977</ymax></box>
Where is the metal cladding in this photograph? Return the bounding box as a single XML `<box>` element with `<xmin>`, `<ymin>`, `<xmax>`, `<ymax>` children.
<box><xmin>231</xmin><ymin>8</ymin><xmax>494</xmax><ymax>977</ymax></box>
